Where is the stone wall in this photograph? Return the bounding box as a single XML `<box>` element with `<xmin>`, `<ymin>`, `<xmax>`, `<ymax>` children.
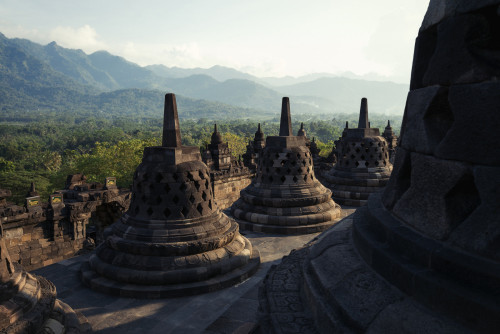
<box><xmin>212</xmin><ymin>171</ymin><xmax>253</xmax><ymax>210</ymax></box>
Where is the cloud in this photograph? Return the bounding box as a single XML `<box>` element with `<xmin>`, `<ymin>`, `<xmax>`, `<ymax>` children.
<box><xmin>48</xmin><ymin>25</ymin><xmax>107</xmax><ymax>52</ymax></box>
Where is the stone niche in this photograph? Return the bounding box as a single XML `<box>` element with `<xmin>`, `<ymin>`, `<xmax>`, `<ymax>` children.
<box><xmin>80</xmin><ymin>93</ymin><xmax>260</xmax><ymax>298</ymax></box>
<box><xmin>259</xmin><ymin>1</ymin><xmax>500</xmax><ymax>333</ymax></box>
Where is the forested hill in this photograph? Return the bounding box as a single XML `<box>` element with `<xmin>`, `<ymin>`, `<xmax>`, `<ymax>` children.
<box><xmin>0</xmin><ymin>33</ymin><xmax>269</xmax><ymax>119</ymax></box>
<box><xmin>1</xmin><ymin>33</ymin><xmax>408</xmax><ymax>116</ymax></box>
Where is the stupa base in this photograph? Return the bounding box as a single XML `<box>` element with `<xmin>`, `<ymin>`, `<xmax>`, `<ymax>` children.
<box><xmin>80</xmin><ymin>245</ymin><xmax>260</xmax><ymax>299</ymax></box>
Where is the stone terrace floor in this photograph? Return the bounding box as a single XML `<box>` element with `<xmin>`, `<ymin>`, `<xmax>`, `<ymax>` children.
<box><xmin>33</xmin><ymin>208</ymin><xmax>356</xmax><ymax>333</ymax></box>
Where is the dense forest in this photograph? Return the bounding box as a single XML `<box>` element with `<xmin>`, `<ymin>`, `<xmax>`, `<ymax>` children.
<box><xmin>0</xmin><ymin>110</ymin><xmax>400</xmax><ymax>204</ymax></box>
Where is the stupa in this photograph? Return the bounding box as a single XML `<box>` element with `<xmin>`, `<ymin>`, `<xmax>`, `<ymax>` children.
<box><xmin>80</xmin><ymin>93</ymin><xmax>260</xmax><ymax>298</ymax></box>
<box><xmin>321</xmin><ymin>98</ymin><xmax>392</xmax><ymax>206</ymax></box>
<box><xmin>259</xmin><ymin>1</ymin><xmax>500</xmax><ymax>333</ymax></box>
<box><xmin>382</xmin><ymin>120</ymin><xmax>398</xmax><ymax>163</ymax></box>
<box><xmin>1</xmin><ymin>220</ymin><xmax>90</xmax><ymax>333</ymax></box>
<box><xmin>242</xmin><ymin>123</ymin><xmax>265</xmax><ymax>171</ymax></box>
<box><xmin>231</xmin><ymin>97</ymin><xmax>341</xmax><ymax>234</ymax></box>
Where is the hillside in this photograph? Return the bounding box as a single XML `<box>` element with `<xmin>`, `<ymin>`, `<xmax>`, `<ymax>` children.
<box><xmin>0</xmin><ymin>32</ymin><xmax>408</xmax><ymax>116</ymax></box>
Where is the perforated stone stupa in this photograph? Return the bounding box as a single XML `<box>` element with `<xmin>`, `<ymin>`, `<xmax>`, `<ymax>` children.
<box><xmin>1</xmin><ymin>220</ymin><xmax>90</xmax><ymax>333</ymax></box>
<box><xmin>321</xmin><ymin>98</ymin><xmax>392</xmax><ymax>206</ymax></box>
<box><xmin>259</xmin><ymin>1</ymin><xmax>500</xmax><ymax>333</ymax></box>
<box><xmin>231</xmin><ymin>97</ymin><xmax>341</xmax><ymax>234</ymax></box>
<box><xmin>80</xmin><ymin>93</ymin><xmax>260</xmax><ymax>298</ymax></box>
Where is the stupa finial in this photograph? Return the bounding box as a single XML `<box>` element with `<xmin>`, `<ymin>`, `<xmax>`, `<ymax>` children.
<box><xmin>358</xmin><ymin>97</ymin><xmax>369</xmax><ymax>129</ymax></box>
<box><xmin>279</xmin><ymin>97</ymin><xmax>292</xmax><ymax>136</ymax></box>
<box><xmin>162</xmin><ymin>93</ymin><xmax>182</xmax><ymax>147</ymax></box>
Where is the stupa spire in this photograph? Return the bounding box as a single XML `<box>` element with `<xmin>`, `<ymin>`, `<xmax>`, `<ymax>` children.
<box><xmin>162</xmin><ymin>93</ymin><xmax>182</xmax><ymax>147</ymax></box>
<box><xmin>279</xmin><ymin>97</ymin><xmax>292</xmax><ymax>136</ymax></box>
<box><xmin>358</xmin><ymin>97</ymin><xmax>369</xmax><ymax>129</ymax></box>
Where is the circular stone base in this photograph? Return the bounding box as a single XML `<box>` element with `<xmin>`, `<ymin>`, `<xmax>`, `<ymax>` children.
<box><xmin>259</xmin><ymin>212</ymin><xmax>479</xmax><ymax>333</ymax></box>
<box><xmin>234</xmin><ymin>216</ymin><xmax>341</xmax><ymax>235</ymax></box>
<box><xmin>80</xmin><ymin>241</ymin><xmax>260</xmax><ymax>299</ymax></box>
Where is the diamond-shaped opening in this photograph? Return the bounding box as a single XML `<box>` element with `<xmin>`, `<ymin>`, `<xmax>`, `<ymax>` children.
<box><xmin>355</xmin><ymin>161</ymin><xmax>360</xmax><ymax>167</ymax></box>
<box><xmin>302</xmin><ymin>160</ymin><xmax>307</xmax><ymax>166</ymax></box>
<box><xmin>194</xmin><ymin>181</ymin><xmax>201</xmax><ymax>190</ymax></box>
<box><xmin>173</xmin><ymin>195</ymin><xmax>180</xmax><ymax>204</ymax></box>
<box><xmin>187</xmin><ymin>172</ymin><xmax>194</xmax><ymax>181</ymax></box>
<box><xmin>199</xmin><ymin>170</ymin><xmax>205</xmax><ymax>179</ymax></box>
<box><xmin>291</xmin><ymin>160</ymin><xmax>297</xmax><ymax>166</ymax></box>
<box><xmin>378</xmin><ymin>142</ymin><xmax>382</xmax><ymax>147</ymax></box>
<box><xmin>306</xmin><ymin>167</ymin><xmax>310</xmax><ymax>173</ymax></box>
<box><xmin>310</xmin><ymin>174</ymin><xmax>314</xmax><ymax>180</ymax></box>
<box><xmin>164</xmin><ymin>207</ymin><xmax>171</xmax><ymax>218</ymax></box>
<box><xmin>369</xmin><ymin>142</ymin><xmax>374</xmax><ymax>146</ymax></box>
<box><xmin>180</xmin><ymin>183</ymin><xmax>187</xmax><ymax>191</ymax></box>
<box><xmin>189</xmin><ymin>194</ymin><xmax>195</xmax><ymax>203</ymax></box>
<box><xmin>355</xmin><ymin>148</ymin><xmax>360</xmax><ymax>153</ymax></box>
<box><xmin>360</xmin><ymin>143</ymin><xmax>365</xmax><ymax>147</ymax></box>
<box><xmin>146</xmin><ymin>207</ymin><xmax>153</xmax><ymax>216</ymax></box>
<box><xmin>181</xmin><ymin>206</ymin><xmax>189</xmax><ymax>217</ymax></box>
<box><xmin>155</xmin><ymin>174</ymin><xmax>163</xmax><ymax>183</ymax></box>
<box><xmin>197</xmin><ymin>203</ymin><xmax>204</xmax><ymax>215</ymax></box>
<box><xmin>305</xmin><ymin>152</ymin><xmax>309</xmax><ymax>157</ymax></box>
<box><xmin>280</xmin><ymin>175</ymin><xmax>286</xmax><ymax>183</ymax></box>
<box><xmin>293</xmin><ymin>176</ymin><xmax>298</xmax><ymax>183</ymax></box>
<box><xmin>303</xmin><ymin>175</ymin><xmax>308</xmax><ymax>181</ymax></box>
<box><xmin>202</xmin><ymin>191</ymin><xmax>207</xmax><ymax>201</ymax></box>
<box><xmin>208</xmin><ymin>200</ymin><xmax>212</xmax><ymax>210</ymax></box>
<box><xmin>205</xmin><ymin>180</ymin><xmax>209</xmax><ymax>188</ymax></box>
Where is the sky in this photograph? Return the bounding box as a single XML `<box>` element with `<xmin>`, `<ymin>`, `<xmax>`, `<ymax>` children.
<box><xmin>0</xmin><ymin>0</ymin><xmax>429</xmax><ymax>83</ymax></box>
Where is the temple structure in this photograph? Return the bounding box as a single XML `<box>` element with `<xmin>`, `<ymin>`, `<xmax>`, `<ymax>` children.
<box><xmin>202</xmin><ymin>124</ymin><xmax>254</xmax><ymax>210</ymax></box>
<box><xmin>80</xmin><ymin>93</ymin><xmax>260</xmax><ymax>298</ymax></box>
<box><xmin>242</xmin><ymin>123</ymin><xmax>266</xmax><ymax>172</ymax></box>
<box><xmin>1</xmin><ymin>219</ymin><xmax>90</xmax><ymax>333</ymax></box>
<box><xmin>320</xmin><ymin>98</ymin><xmax>392</xmax><ymax>206</ymax></box>
<box><xmin>231</xmin><ymin>97</ymin><xmax>341</xmax><ymax>234</ymax></box>
<box><xmin>259</xmin><ymin>1</ymin><xmax>500</xmax><ymax>332</ymax></box>
<box><xmin>382</xmin><ymin>120</ymin><xmax>398</xmax><ymax>163</ymax></box>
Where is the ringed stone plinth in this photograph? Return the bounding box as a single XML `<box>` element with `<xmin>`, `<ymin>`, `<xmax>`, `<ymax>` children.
<box><xmin>81</xmin><ymin>93</ymin><xmax>260</xmax><ymax>298</ymax></box>
<box><xmin>231</xmin><ymin>97</ymin><xmax>341</xmax><ymax>234</ymax></box>
<box><xmin>321</xmin><ymin>98</ymin><xmax>392</xmax><ymax>206</ymax></box>
<box><xmin>1</xmin><ymin>222</ymin><xmax>90</xmax><ymax>334</ymax></box>
<box><xmin>259</xmin><ymin>1</ymin><xmax>500</xmax><ymax>333</ymax></box>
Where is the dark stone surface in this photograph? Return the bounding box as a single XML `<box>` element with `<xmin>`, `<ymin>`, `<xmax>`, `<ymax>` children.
<box><xmin>259</xmin><ymin>2</ymin><xmax>500</xmax><ymax>333</ymax></box>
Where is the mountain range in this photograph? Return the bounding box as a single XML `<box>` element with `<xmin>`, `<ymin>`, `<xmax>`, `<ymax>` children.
<box><xmin>0</xmin><ymin>32</ymin><xmax>409</xmax><ymax>119</ymax></box>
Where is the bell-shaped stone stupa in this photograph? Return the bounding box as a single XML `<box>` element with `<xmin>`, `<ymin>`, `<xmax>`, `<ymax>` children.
<box><xmin>321</xmin><ymin>98</ymin><xmax>392</xmax><ymax>206</ymax></box>
<box><xmin>81</xmin><ymin>93</ymin><xmax>260</xmax><ymax>298</ymax></box>
<box><xmin>259</xmin><ymin>1</ymin><xmax>500</xmax><ymax>333</ymax></box>
<box><xmin>231</xmin><ymin>97</ymin><xmax>341</xmax><ymax>234</ymax></box>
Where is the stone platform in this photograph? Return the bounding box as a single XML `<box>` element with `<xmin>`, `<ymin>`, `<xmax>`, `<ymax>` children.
<box><xmin>33</xmin><ymin>208</ymin><xmax>355</xmax><ymax>333</ymax></box>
